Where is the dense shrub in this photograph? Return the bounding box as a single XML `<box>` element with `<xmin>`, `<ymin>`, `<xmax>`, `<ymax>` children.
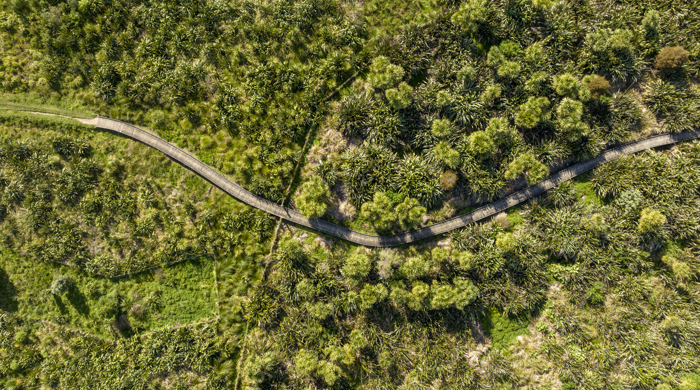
<box><xmin>655</xmin><ymin>46</ymin><xmax>690</xmax><ymax>71</ymax></box>
<box><xmin>294</xmin><ymin>176</ymin><xmax>330</xmax><ymax>218</ymax></box>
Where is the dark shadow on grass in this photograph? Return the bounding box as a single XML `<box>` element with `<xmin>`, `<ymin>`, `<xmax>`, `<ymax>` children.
<box><xmin>0</xmin><ymin>267</ymin><xmax>19</xmax><ymax>312</ymax></box>
<box><xmin>53</xmin><ymin>294</ymin><xmax>69</xmax><ymax>315</ymax></box>
<box><xmin>66</xmin><ymin>286</ymin><xmax>90</xmax><ymax>316</ymax></box>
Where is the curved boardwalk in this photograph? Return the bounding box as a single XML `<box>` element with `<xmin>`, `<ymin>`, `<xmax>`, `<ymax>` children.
<box><xmin>85</xmin><ymin>116</ymin><xmax>700</xmax><ymax>247</ymax></box>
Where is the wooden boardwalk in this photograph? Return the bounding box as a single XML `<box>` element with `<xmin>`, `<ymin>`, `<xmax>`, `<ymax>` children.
<box><xmin>86</xmin><ymin>116</ymin><xmax>700</xmax><ymax>247</ymax></box>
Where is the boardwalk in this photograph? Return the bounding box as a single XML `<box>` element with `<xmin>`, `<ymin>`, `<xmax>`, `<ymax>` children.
<box><xmin>83</xmin><ymin>116</ymin><xmax>700</xmax><ymax>247</ymax></box>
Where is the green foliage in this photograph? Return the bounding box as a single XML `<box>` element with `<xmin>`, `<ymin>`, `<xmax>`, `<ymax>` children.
<box><xmin>480</xmin><ymin>84</ymin><xmax>502</xmax><ymax>104</ymax></box>
<box><xmin>451</xmin><ymin>0</ymin><xmax>490</xmax><ymax>35</ymax></box>
<box><xmin>497</xmin><ymin>61</ymin><xmax>521</xmax><ymax>79</ymax></box>
<box><xmin>553</xmin><ymin>73</ymin><xmax>579</xmax><ymax>98</ymax></box>
<box><xmin>482</xmin><ymin>307</ymin><xmax>530</xmax><ymax>350</ymax></box>
<box><xmin>294</xmin><ymin>175</ymin><xmax>330</xmax><ymax>218</ymax></box>
<box><xmin>359</xmin><ymin>283</ymin><xmax>388</xmax><ymax>309</ymax></box>
<box><xmin>368</xmin><ymin>56</ymin><xmax>405</xmax><ymax>89</ymax></box>
<box><xmin>385</xmin><ymin>82</ymin><xmax>414</xmax><ymax>110</ymax></box>
<box><xmin>430</xmin><ymin>118</ymin><xmax>453</xmax><ymax>138</ymax></box>
<box><xmin>583</xmin><ymin>28</ymin><xmax>640</xmax><ymax>82</ymax></box>
<box><xmin>585</xmin><ymin>281</ymin><xmax>605</xmax><ymax>305</ymax></box>
<box><xmin>515</xmin><ymin>96</ymin><xmax>550</xmax><ymax>129</ymax></box>
<box><xmin>556</xmin><ymin>98</ymin><xmax>589</xmax><ymax>140</ymax></box>
<box><xmin>50</xmin><ymin>275</ymin><xmax>72</xmax><ymax>295</ymax></box>
<box><xmin>342</xmin><ymin>253</ymin><xmax>373</xmax><ymax>280</ymax></box>
<box><xmin>583</xmin><ymin>75</ymin><xmax>611</xmax><ymax>99</ymax></box>
<box><xmin>395</xmin><ymin>155</ymin><xmax>441</xmax><ymax>208</ymax></box>
<box><xmin>615</xmin><ymin>188</ymin><xmax>643</xmax><ymax>212</ymax></box>
<box><xmin>360</xmin><ymin>192</ymin><xmax>425</xmax><ymax>231</ymax></box>
<box><xmin>467</xmin><ymin>131</ymin><xmax>496</xmax><ymax>158</ymax></box>
<box><xmin>637</xmin><ymin>207</ymin><xmax>666</xmax><ymax>235</ymax></box>
<box><xmin>495</xmin><ymin>232</ymin><xmax>517</xmax><ymax>252</ymax></box>
<box><xmin>504</xmin><ymin>153</ymin><xmax>548</xmax><ymax>184</ymax></box>
<box><xmin>525</xmin><ymin>71</ymin><xmax>549</xmax><ymax>95</ymax></box>
<box><xmin>432</xmin><ymin>141</ymin><xmax>461</xmax><ymax>169</ymax></box>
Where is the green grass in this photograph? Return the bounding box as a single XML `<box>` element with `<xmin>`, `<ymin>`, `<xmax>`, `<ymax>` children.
<box><xmin>481</xmin><ymin>307</ymin><xmax>531</xmax><ymax>351</ymax></box>
<box><xmin>0</xmin><ymin>93</ymin><xmax>94</xmax><ymax>118</ymax></box>
<box><xmin>0</xmin><ymin>247</ymin><xmax>217</xmax><ymax>338</ymax></box>
<box><xmin>572</xmin><ymin>173</ymin><xmax>603</xmax><ymax>206</ymax></box>
<box><xmin>361</xmin><ymin>0</ymin><xmax>441</xmax><ymax>37</ymax></box>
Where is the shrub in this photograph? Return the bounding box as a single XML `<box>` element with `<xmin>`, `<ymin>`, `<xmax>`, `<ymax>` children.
<box><xmin>584</xmin><ymin>213</ymin><xmax>607</xmax><ymax>235</ymax></box>
<box><xmin>642</xmin><ymin>10</ymin><xmax>661</xmax><ymax>40</ymax></box>
<box><xmin>525</xmin><ymin>71</ymin><xmax>549</xmax><ymax>95</ymax></box>
<box><xmin>583</xmin><ymin>75</ymin><xmax>611</xmax><ymax>99</ymax></box>
<box><xmin>294</xmin><ymin>175</ymin><xmax>330</xmax><ymax>218</ymax></box>
<box><xmin>524</xmin><ymin>42</ymin><xmax>545</xmax><ymax>66</ymax></box>
<box><xmin>637</xmin><ymin>208</ymin><xmax>666</xmax><ymax>235</ymax></box>
<box><xmin>385</xmin><ymin>82</ymin><xmax>413</xmax><ymax>110</ymax></box>
<box><xmin>199</xmin><ymin>135</ymin><xmax>214</xmax><ymax>149</ymax></box>
<box><xmin>585</xmin><ymin>282</ymin><xmax>605</xmax><ymax>305</ymax></box>
<box><xmin>451</xmin><ymin>0</ymin><xmax>490</xmax><ymax>35</ymax></box>
<box><xmin>431</xmin><ymin>119</ymin><xmax>453</xmax><ymax>138</ymax></box>
<box><xmin>679</xmin><ymin>373</ymin><xmax>700</xmax><ymax>390</ymax></box>
<box><xmin>497</xmin><ymin>61</ymin><xmax>521</xmax><ymax>79</ymax></box>
<box><xmin>359</xmin><ymin>283</ymin><xmax>388</xmax><ymax>309</ymax></box>
<box><xmin>342</xmin><ymin>253</ymin><xmax>373</xmax><ymax>279</ymax></box>
<box><xmin>671</xmin><ymin>261</ymin><xmax>693</xmax><ymax>283</ymax></box>
<box><xmin>655</xmin><ymin>46</ymin><xmax>689</xmax><ymax>71</ymax></box>
<box><xmin>50</xmin><ymin>275</ymin><xmax>73</xmax><ymax>295</ymax></box>
<box><xmin>439</xmin><ymin>170</ymin><xmax>458</xmax><ymax>191</ymax></box>
<box><xmin>368</xmin><ymin>56</ymin><xmax>404</xmax><ymax>89</ymax></box>
<box><xmin>453</xmin><ymin>277</ymin><xmax>479</xmax><ymax>309</ymax></box>
<box><xmin>553</xmin><ymin>73</ymin><xmax>579</xmax><ymax>98</ymax></box>
<box><xmin>466</xmin><ymin>131</ymin><xmax>496</xmax><ymax>158</ymax></box>
<box><xmin>499</xmin><ymin>40</ymin><xmax>522</xmax><ymax>58</ymax></box>
<box><xmin>495</xmin><ymin>232</ymin><xmax>516</xmax><ymax>252</ymax></box>
<box><xmin>360</xmin><ymin>192</ymin><xmax>395</xmax><ymax>230</ymax></box>
<box><xmin>556</xmin><ymin>98</ymin><xmax>589</xmax><ymax>139</ymax></box>
<box><xmin>395</xmin><ymin>155</ymin><xmax>442</xmax><ymax>208</ymax></box>
<box><xmin>480</xmin><ymin>84</ymin><xmax>502</xmax><ymax>104</ymax></box>
<box><xmin>432</xmin><ymin>141</ymin><xmax>461</xmax><ymax>169</ymax></box>
<box><xmin>430</xmin><ymin>283</ymin><xmax>456</xmax><ymax>310</ymax></box>
<box><xmin>486</xmin><ymin>46</ymin><xmax>505</xmax><ymax>67</ymax></box>
<box><xmin>504</xmin><ymin>153</ymin><xmax>548</xmax><ymax>184</ymax></box>
<box><xmin>515</xmin><ymin>96</ymin><xmax>551</xmax><ymax>129</ymax></box>
<box><xmin>401</xmin><ymin>257</ymin><xmax>431</xmax><ymax>279</ymax></box>
<box><xmin>615</xmin><ymin>188</ymin><xmax>642</xmax><ymax>212</ymax></box>
<box><xmin>294</xmin><ymin>349</ymin><xmax>319</xmax><ymax>377</ymax></box>
<box><xmin>394</xmin><ymin>197</ymin><xmax>426</xmax><ymax>229</ymax></box>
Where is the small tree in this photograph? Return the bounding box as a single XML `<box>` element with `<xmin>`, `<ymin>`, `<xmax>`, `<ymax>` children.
<box><xmin>360</xmin><ymin>192</ymin><xmax>395</xmax><ymax>230</ymax></box>
<box><xmin>430</xmin><ymin>283</ymin><xmax>456</xmax><ymax>310</ymax></box>
<box><xmin>451</xmin><ymin>0</ymin><xmax>490</xmax><ymax>35</ymax></box>
<box><xmin>294</xmin><ymin>176</ymin><xmax>330</xmax><ymax>218</ymax></box>
<box><xmin>497</xmin><ymin>61</ymin><xmax>521</xmax><ymax>79</ymax></box>
<box><xmin>385</xmin><ymin>82</ymin><xmax>413</xmax><ymax>110</ymax></box>
<box><xmin>431</xmin><ymin>119</ymin><xmax>453</xmax><ymax>138</ymax></box>
<box><xmin>480</xmin><ymin>84</ymin><xmax>502</xmax><ymax>104</ymax></box>
<box><xmin>525</xmin><ymin>71</ymin><xmax>549</xmax><ymax>95</ymax></box>
<box><xmin>495</xmin><ymin>232</ymin><xmax>517</xmax><ymax>252</ymax></box>
<box><xmin>359</xmin><ymin>283</ymin><xmax>388</xmax><ymax>310</ymax></box>
<box><xmin>637</xmin><ymin>207</ymin><xmax>666</xmax><ymax>235</ymax></box>
<box><xmin>401</xmin><ymin>257</ymin><xmax>431</xmax><ymax>280</ymax></box>
<box><xmin>453</xmin><ymin>277</ymin><xmax>478</xmax><ymax>309</ymax></box>
<box><xmin>432</xmin><ymin>141</ymin><xmax>461</xmax><ymax>169</ymax></box>
<box><xmin>505</xmin><ymin>153</ymin><xmax>549</xmax><ymax>184</ymax></box>
<box><xmin>655</xmin><ymin>46</ymin><xmax>690</xmax><ymax>71</ymax></box>
<box><xmin>368</xmin><ymin>56</ymin><xmax>405</xmax><ymax>89</ymax></box>
<box><xmin>556</xmin><ymin>98</ymin><xmax>589</xmax><ymax>140</ymax></box>
<box><xmin>583</xmin><ymin>75</ymin><xmax>611</xmax><ymax>99</ymax></box>
<box><xmin>553</xmin><ymin>73</ymin><xmax>579</xmax><ymax>98</ymax></box>
<box><xmin>342</xmin><ymin>253</ymin><xmax>373</xmax><ymax>279</ymax></box>
<box><xmin>50</xmin><ymin>275</ymin><xmax>73</xmax><ymax>295</ymax></box>
<box><xmin>466</xmin><ymin>131</ymin><xmax>496</xmax><ymax>158</ymax></box>
<box><xmin>515</xmin><ymin>96</ymin><xmax>550</xmax><ymax>129</ymax></box>
<box><xmin>394</xmin><ymin>197</ymin><xmax>426</xmax><ymax>229</ymax></box>
<box><xmin>439</xmin><ymin>170</ymin><xmax>458</xmax><ymax>191</ymax></box>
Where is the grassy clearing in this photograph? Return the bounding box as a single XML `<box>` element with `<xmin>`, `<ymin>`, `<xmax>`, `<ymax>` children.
<box><xmin>0</xmin><ymin>247</ymin><xmax>216</xmax><ymax>338</ymax></box>
<box><xmin>0</xmin><ymin>93</ymin><xmax>94</xmax><ymax>118</ymax></box>
<box><xmin>572</xmin><ymin>172</ymin><xmax>603</xmax><ymax>206</ymax></box>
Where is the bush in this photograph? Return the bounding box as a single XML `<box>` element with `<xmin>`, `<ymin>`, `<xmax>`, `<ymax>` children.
<box><xmin>294</xmin><ymin>176</ymin><xmax>330</xmax><ymax>218</ymax></box>
<box><xmin>360</xmin><ymin>192</ymin><xmax>395</xmax><ymax>230</ymax></box>
<box><xmin>497</xmin><ymin>61</ymin><xmax>521</xmax><ymax>79</ymax></box>
<box><xmin>432</xmin><ymin>141</ymin><xmax>461</xmax><ymax>169</ymax></box>
<box><xmin>342</xmin><ymin>253</ymin><xmax>373</xmax><ymax>279</ymax></box>
<box><xmin>359</xmin><ymin>283</ymin><xmax>388</xmax><ymax>309</ymax></box>
<box><xmin>430</xmin><ymin>119</ymin><xmax>453</xmax><ymax>138</ymax></box>
<box><xmin>480</xmin><ymin>84</ymin><xmax>502</xmax><ymax>104</ymax></box>
<box><xmin>440</xmin><ymin>170</ymin><xmax>458</xmax><ymax>192</ymax></box>
<box><xmin>655</xmin><ymin>46</ymin><xmax>690</xmax><ymax>71</ymax></box>
<box><xmin>679</xmin><ymin>373</ymin><xmax>700</xmax><ymax>390</ymax></box>
<box><xmin>368</xmin><ymin>56</ymin><xmax>405</xmax><ymax>89</ymax></box>
<box><xmin>386</xmin><ymin>82</ymin><xmax>413</xmax><ymax>110</ymax></box>
<box><xmin>584</xmin><ymin>75</ymin><xmax>611</xmax><ymax>99</ymax></box>
<box><xmin>467</xmin><ymin>131</ymin><xmax>496</xmax><ymax>158</ymax></box>
<box><xmin>556</xmin><ymin>98</ymin><xmax>589</xmax><ymax>139</ymax></box>
<box><xmin>50</xmin><ymin>275</ymin><xmax>73</xmax><ymax>295</ymax></box>
<box><xmin>637</xmin><ymin>208</ymin><xmax>666</xmax><ymax>235</ymax></box>
<box><xmin>451</xmin><ymin>0</ymin><xmax>490</xmax><ymax>35</ymax></box>
<box><xmin>525</xmin><ymin>71</ymin><xmax>549</xmax><ymax>95</ymax></box>
<box><xmin>504</xmin><ymin>153</ymin><xmax>548</xmax><ymax>184</ymax></box>
<box><xmin>553</xmin><ymin>73</ymin><xmax>579</xmax><ymax>98</ymax></box>
<box><xmin>585</xmin><ymin>281</ymin><xmax>605</xmax><ymax>305</ymax></box>
<box><xmin>495</xmin><ymin>232</ymin><xmax>516</xmax><ymax>252</ymax></box>
<box><xmin>515</xmin><ymin>96</ymin><xmax>551</xmax><ymax>129</ymax></box>
<box><xmin>401</xmin><ymin>257</ymin><xmax>431</xmax><ymax>279</ymax></box>
<box><xmin>294</xmin><ymin>349</ymin><xmax>319</xmax><ymax>377</ymax></box>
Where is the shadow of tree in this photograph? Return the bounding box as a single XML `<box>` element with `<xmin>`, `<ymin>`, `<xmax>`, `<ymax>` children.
<box><xmin>66</xmin><ymin>286</ymin><xmax>90</xmax><ymax>316</ymax></box>
<box><xmin>0</xmin><ymin>267</ymin><xmax>19</xmax><ymax>312</ymax></box>
<box><xmin>53</xmin><ymin>294</ymin><xmax>68</xmax><ymax>315</ymax></box>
